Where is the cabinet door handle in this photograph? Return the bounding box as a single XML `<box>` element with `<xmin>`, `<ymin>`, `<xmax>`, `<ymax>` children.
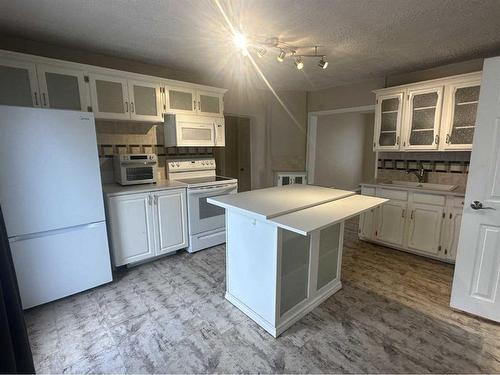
<box><xmin>33</xmin><ymin>92</ymin><xmax>39</xmax><ymax>106</ymax></box>
<box><xmin>410</xmin><ymin>210</ymin><xmax>414</xmax><ymax>220</ymax></box>
<box><xmin>154</xmin><ymin>195</ymin><xmax>158</xmax><ymax>205</ymax></box>
<box><xmin>42</xmin><ymin>93</ymin><xmax>47</xmax><ymax>107</ymax></box>
<box><xmin>125</xmin><ymin>101</ymin><xmax>129</xmax><ymax>113</ymax></box>
<box><xmin>446</xmin><ymin>134</ymin><xmax>450</xmax><ymax>144</ymax></box>
<box><xmin>396</xmin><ymin>136</ymin><xmax>400</xmax><ymax>145</ymax></box>
<box><xmin>434</xmin><ymin>134</ymin><xmax>439</xmax><ymax>144</ymax></box>
<box><xmin>130</xmin><ymin>102</ymin><xmax>135</xmax><ymax>113</ymax></box>
<box><xmin>449</xmin><ymin>213</ymin><xmax>452</xmax><ymax>219</ymax></box>
<box><xmin>198</xmin><ymin>101</ymin><xmax>201</xmax><ymax>111</ymax></box>
<box><xmin>148</xmin><ymin>195</ymin><xmax>153</xmax><ymax>206</ymax></box>
<box><xmin>193</xmin><ymin>100</ymin><xmax>196</xmax><ymax>110</ymax></box>
<box><xmin>402</xmin><ymin>209</ymin><xmax>405</xmax><ymax>218</ymax></box>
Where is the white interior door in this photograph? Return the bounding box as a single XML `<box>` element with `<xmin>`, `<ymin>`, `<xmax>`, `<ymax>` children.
<box><xmin>450</xmin><ymin>56</ymin><xmax>500</xmax><ymax>322</ymax></box>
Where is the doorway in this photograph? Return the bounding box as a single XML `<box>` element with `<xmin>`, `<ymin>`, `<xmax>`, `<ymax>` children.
<box><xmin>214</xmin><ymin>115</ymin><xmax>252</xmax><ymax>192</ymax></box>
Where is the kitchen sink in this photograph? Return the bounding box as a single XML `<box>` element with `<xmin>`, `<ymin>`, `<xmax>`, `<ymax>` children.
<box><xmin>382</xmin><ymin>180</ymin><xmax>458</xmax><ymax>191</ymax></box>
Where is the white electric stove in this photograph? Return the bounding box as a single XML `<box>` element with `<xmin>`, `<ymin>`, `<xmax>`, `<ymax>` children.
<box><xmin>167</xmin><ymin>158</ymin><xmax>238</xmax><ymax>253</ymax></box>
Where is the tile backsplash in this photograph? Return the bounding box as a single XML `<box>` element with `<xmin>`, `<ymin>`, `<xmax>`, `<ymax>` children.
<box><xmin>96</xmin><ymin>121</ymin><xmax>214</xmax><ymax>183</ymax></box>
<box><xmin>377</xmin><ymin>151</ymin><xmax>470</xmax><ymax>188</ymax></box>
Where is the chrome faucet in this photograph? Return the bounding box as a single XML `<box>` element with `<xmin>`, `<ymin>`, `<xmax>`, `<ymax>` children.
<box><xmin>406</xmin><ymin>162</ymin><xmax>426</xmax><ymax>183</ymax></box>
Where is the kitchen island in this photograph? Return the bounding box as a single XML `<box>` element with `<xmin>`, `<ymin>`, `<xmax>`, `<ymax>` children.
<box><xmin>208</xmin><ymin>185</ymin><xmax>387</xmax><ymax>337</ymax></box>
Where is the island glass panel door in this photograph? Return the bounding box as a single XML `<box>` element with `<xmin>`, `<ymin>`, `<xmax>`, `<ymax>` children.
<box><xmin>316</xmin><ymin>224</ymin><xmax>341</xmax><ymax>291</ymax></box>
<box><xmin>375</xmin><ymin>93</ymin><xmax>403</xmax><ymax>151</ymax></box>
<box><xmin>279</xmin><ymin>229</ymin><xmax>310</xmax><ymax>316</ymax></box>
<box><xmin>0</xmin><ymin>58</ymin><xmax>39</xmax><ymax>107</ymax></box>
<box><xmin>36</xmin><ymin>64</ymin><xmax>90</xmax><ymax>111</ymax></box>
<box><xmin>405</xmin><ymin>87</ymin><xmax>443</xmax><ymax>150</ymax></box>
<box><xmin>445</xmin><ymin>83</ymin><xmax>480</xmax><ymax>150</ymax></box>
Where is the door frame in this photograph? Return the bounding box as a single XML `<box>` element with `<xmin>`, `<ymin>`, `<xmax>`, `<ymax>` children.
<box><xmin>306</xmin><ymin>105</ymin><xmax>376</xmax><ymax>185</ymax></box>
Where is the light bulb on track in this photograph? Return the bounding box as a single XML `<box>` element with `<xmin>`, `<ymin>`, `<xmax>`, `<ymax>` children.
<box><xmin>257</xmin><ymin>47</ymin><xmax>267</xmax><ymax>58</ymax></box>
<box><xmin>319</xmin><ymin>56</ymin><xmax>328</xmax><ymax>69</ymax></box>
<box><xmin>295</xmin><ymin>57</ymin><xmax>304</xmax><ymax>70</ymax></box>
<box><xmin>277</xmin><ymin>49</ymin><xmax>286</xmax><ymax>62</ymax></box>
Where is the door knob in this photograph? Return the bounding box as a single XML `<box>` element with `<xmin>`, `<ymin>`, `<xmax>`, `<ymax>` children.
<box><xmin>470</xmin><ymin>201</ymin><xmax>495</xmax><ymax>210</ymax></box>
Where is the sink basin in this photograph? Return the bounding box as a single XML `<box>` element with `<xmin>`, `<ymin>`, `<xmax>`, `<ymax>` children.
<box><xmin>383</xmin><ymin>180</ymin><xmax>458</xmax><ymax>191</ymax></box>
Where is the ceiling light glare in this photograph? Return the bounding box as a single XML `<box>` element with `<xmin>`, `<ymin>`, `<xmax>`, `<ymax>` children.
<box><xmin>257</xmin><ymin>47</ymin><xmax>267</xmax><ymax>58</ymax></box>
<box><xmin>295</xmin><ymin>57</ymin><xmax>304</xmax><ymax>70</ymax></box>
<box><xmin>319</xmin><ymin>56</ymin><xmax>328</xmax><ymax>69</ymax></box>
<box><xmin>277</xmin><ymin>49</ymin><xmax>286</xmax><ymax>62</ymax></box>
<box><xmin>233</xmin><ymin>32</ymin><xmax>248</xmax><ymax>56</ymax></box>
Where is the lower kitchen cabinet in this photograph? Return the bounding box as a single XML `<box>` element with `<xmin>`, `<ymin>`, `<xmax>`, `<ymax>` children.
<box><xmin>359</xmin><ymin>185</ymin><xmax>463</xmax><ymax>263</ymax></box>
<box><xmin>406</xmin><ymin>203</ymin><xmax>444</xmax><ymax>256</ymax></box>
<box><xmin>376</xmin><ymin>200</ymin><xmax>407</xmax><ymax>246</ymax></box>
<box><xmin>107</xmin><ymin>188</ymin><xmax>188</xmax><ymax>266</ymax></box>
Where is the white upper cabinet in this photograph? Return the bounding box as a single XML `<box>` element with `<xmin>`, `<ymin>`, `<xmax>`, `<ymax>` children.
<box><xmin>36</xmin><ymin>64</ymin><xmax>91</xmax><ymax>111</ymax></box>
<box><xmin>373</xmin><ymin>72</ymin><xmax>481</xmax><ymax>152</ymax></box>
<box><xmin>127</xmin><ymin>79</ymin><xmax>163</xmax><ymax>122</ymax></box>
<box><xmin>440</xmin><ymin>79</ymin><xmax>481</xmax><ymax>150</ymax></box>
<box><xmin>196</xmin><ymin>90</ymin><xmax>224</xmax><ymax>117</ymax></box>
<box><xmin>0</xmin><ymin>57</ymin><xmax>40</xmax><ymax>108</ymax></box>
<box><xmin>89</xmin><ymin>73</ymin><xmax>130</xmax><ymax>120</ymax></box>
<box><xmin>404</xmin><ymin>86</ymin><xmax>443</xmax><ymax>150</ymax></box>
<box><xmin>166</xmin><ymin>86</ymin><xmax>196</xmax><ymax>114</ymax></box>
<box><xmin>374</xmin><ymin>93</ymin><xmax>404</xmax><ymax>150</ymax></box>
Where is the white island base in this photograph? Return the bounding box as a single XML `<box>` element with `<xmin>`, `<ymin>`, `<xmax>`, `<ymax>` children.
<box><xmin>209</xmin><ymin>185</ymin><xmax>387</xmax><ymax>337</ymax></box>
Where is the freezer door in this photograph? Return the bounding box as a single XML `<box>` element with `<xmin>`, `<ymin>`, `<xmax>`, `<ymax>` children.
<box><xmin>10</xmin><ymin>221</ymin><xmax>112</xmax><ymax>309</ymax></box>
<box><xmin>0</xmin><ymin>106</ymin><xmax>105</xmax><ymax>236</ymax></box>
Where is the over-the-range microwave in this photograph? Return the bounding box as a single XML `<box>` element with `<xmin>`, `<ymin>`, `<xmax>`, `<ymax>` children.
<box><xmin>164</xmin><ymin>114</ymin><xmax>225</xmax><ymax>147</ymax></box>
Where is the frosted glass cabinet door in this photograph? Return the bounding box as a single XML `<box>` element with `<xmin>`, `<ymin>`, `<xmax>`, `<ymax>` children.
<box><xmin>374</xmin><ymin>93</ymin><xmax>403</xmax><ymax>150</ymax></box>
<box><xmin>197</xmin><ymin>90</ymin><xmax>223</xmax><ymax>116</ymax></box>
<box><xmin>128</xmin><ymin>80</ymin><xmax>163</xmax><ymax>122</ymax></box>
<box><xmin>89</xmin><ymin>73</ymin><xmax>130</xmax><ymax>120</ymax></box>
<box><xmin>316</xmin><ymin>224</ymin><xmax>341</xmax><ymax>291</ymax></box>
<box><xmin>444</xmin><ymin>83</ymin><xmax>480</xmax><ymax>149</ymax></box>
<box><xmin>279</xmin><ymin>229</ymin><xmax>310</xmax><ymax>316</ymax></box>
<box><xmin>36</xmin><ymin>64</ymin><xmax>90</xmax><ymax>111</ymax></box>
<box><xmin>166</xmin><ymin>87</ymin><xmax>196</xmax><ymax>114</ymax></box>
<box><xmin>0</xmin><ymin>58</ymin><xmax>39</xmax><ymax>107</ymax></box>
<box><xmin>405</xmin><ymin>87</ymin><xmax>443</xmax><ymax>150</ymax></box>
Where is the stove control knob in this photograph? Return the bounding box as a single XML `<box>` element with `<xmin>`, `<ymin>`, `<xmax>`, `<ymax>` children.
<box><xmin>169</xmin><ymin>162</ymin><xmax>175</xmax><ymax>168</ymax></box>
<box><xmin>176</xmin><ymin>162</ymin><xmax>180</xmax><ymax>167</ymax></box>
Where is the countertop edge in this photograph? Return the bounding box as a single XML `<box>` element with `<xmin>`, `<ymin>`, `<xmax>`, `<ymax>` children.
<box><xmin>360</xmin><ymin>182</ymin><xmax>466</xmax><ymax>197</ymax></box>
<box><xmin>102</xmin><ymin>181</ymin><xmax>187</xmax><ymax>197</ymax></box>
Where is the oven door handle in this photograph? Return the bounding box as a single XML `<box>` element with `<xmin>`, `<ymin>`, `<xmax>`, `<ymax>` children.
<box><xmin>121</xmin><ymin>161</ymin><xmax>157</xmax><ymax>166</ymax></box>
<box><xmin>188</xmin><ymin>184</ymin><xmax>237</xmax><ymax>195</ymax></box>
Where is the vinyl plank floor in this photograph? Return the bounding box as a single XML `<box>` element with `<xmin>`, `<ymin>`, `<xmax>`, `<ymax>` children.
<box><xmin>25</xmin><ymin>218</ymin><xmax>500</xmax><ymax>373</ymax></box>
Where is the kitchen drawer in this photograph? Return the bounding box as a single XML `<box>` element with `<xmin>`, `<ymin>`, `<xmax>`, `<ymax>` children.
<box><xmin>376</xmin><ymin>188</ymin><xmax>408</xmax><ymax>201</ymax></box>
<box><xmin>412</xmin><ymin>192</ymin><xmax>445</xmax><ymax>206</ymax></box>
<box><xmin>361</xmin><ymin>186</ymin><xmax>376</xmax><ymax>196</ymax></box>
<box><xmin>450</xmin><ymin>196</ymin><xmax>465</xmax><ymax>208</ymax></box>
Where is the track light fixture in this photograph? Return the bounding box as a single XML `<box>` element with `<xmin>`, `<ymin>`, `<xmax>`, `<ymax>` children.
<box><xmin>318</xmin><ymin>56</ymin><xmax>328</xmax><ymax>69</ymax></box>
<box><xmin>277</xmin><ymin>49</ymin><xmax>286</xmax><ymax>62</ymax></box>
<box><xmin>295</xmin><ymin>57</ymin><xmax>304</xmax><ymax>70</ymax></box>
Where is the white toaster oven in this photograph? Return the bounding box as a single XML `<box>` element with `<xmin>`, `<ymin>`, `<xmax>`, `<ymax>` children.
<box><xmin>113</xmin><ymin>154</ymin><xmax>158</xmax><ymax>185</ymax></box>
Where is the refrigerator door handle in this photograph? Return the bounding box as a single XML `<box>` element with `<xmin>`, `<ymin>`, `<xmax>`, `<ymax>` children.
<box><xmin>9</xmin><ymin>222</ymin><xmax>104</xmax><ymax>243</ymax></box>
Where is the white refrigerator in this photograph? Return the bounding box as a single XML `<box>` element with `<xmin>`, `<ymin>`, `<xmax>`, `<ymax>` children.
<box><xmin>0</xmin><ymin>106</ymin><xmax>112</xmax><ymax>309</ymax></box>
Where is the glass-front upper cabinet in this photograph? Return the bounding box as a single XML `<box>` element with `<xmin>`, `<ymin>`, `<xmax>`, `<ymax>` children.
<box><xmin>0</xmin><ymin>58</ymin><xmax>40</xmax><ymax>108</ymax></box>
<box><xmin>442</xmin><ymin>81</ymin><xmax>481</xmax><ymax>150</ymax></box>
<box><xmin>374</xmin><ymin>92</ymin><xmax>404</xmax><ymax>151</ymax></box>
<box><xmin>127</xmin><ymin>80</ymin><xmax>163</xmax><ymax>122</ymax></box>
<box><xmin>166</xmin><ymin>86</ymin><xmax>196</xmax><ymax>114</ymax></box>
<box><xmin>36</xmin><ymin>64</ymin><xmax>91</xmax><ymax>111</ymax></box>
<box><xmin>404</xmin><ymin>86</ymin><xmax>443</xmax><ymax>150</ymax></box>
<box><xmin>89</xmin><ymin>73</ymin><xmax>130</xmax><ymax>120</ymax></box>
<box><xmin>196</xmin><ymin>90</ymin><xmax>223</xmax><ymax>116</ymax></box>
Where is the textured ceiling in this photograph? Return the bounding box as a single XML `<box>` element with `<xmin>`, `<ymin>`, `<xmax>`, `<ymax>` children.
<box><xmin>1</xmin><ymin>0</ymin><xmax>500</xmax><ymax>90</ymax></box>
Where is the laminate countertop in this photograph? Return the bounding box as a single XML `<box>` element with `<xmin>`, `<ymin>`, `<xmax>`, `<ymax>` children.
<box><xmin>207</xmin><ymin>184</ymin><xmax>355</xmax><ymax>220</ymax></box>
<box><xmin>102</xmin><ymin>180</ymin><xmax>186</xmax><ymax>197</ymax></box>
<box><xmin>360</xmin><ymin>181</ymin><xmax>466</xmax><ymax>197</ymax></box>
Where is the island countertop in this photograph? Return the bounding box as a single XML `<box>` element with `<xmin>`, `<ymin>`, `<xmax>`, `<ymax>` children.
<box><xmin>207</xmin><ymin>184</ymin><xmax>355</xmax><ymax>220</ymax></box>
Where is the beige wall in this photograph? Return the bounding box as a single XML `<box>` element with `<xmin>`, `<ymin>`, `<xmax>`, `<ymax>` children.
<box><xmin>314</xmin><ymin>112</ymin><xmax>375</xmax><ymax>190</ymax></box>
<box><xmin>223</xmin><ymin>85</ymin><xmax>307</xmax><ymax>188</ymax></box>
